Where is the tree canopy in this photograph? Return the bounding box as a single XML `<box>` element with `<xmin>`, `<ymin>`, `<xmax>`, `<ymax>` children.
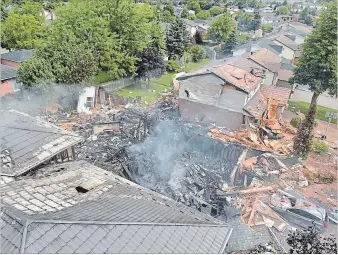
<box><xmin>17</xmin><ymin>0</ymin><xmax>165</xmax><ymax>86</ymax></box>
<box><xmin>165</xmin><ymin>18</ymin><xmax>190</xmax><ymax>60</ymax></box>
<box><xmin>196</xmin><ymin>10</ymin><xmax>210</xmax><ymax>19</ymax></box>
<box><xmin>292</xmin><ymin>1</ymin><xmax>337</xmax><ymax>158</ymax></box>
<box><xmin>207</xmin><ymin>13</ymin><xmax>234</xmax><ymax>42</ymax></box>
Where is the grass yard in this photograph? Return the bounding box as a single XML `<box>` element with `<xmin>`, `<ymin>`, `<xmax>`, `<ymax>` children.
<box><xmin>236</xmin><ymin>34</ymin><xmax>248</xmax><ymax>43</ymax></box>
<box><xmin>117</xmin><ymin>58</ymin><xmax>211</xmax><ymax>104</ymax></box>
<box><xmin>288</xmin><ymin>101</ymin><xmax>337</xmax><ymax>124</ymax></box>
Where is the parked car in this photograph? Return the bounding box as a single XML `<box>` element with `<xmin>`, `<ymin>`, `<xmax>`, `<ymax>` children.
<box><xmin>270</xmin><ymin>193</ymin><xmax>328</xmax><ymax>232</ymax></box>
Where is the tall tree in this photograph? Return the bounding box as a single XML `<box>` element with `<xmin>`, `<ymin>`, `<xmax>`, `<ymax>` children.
<box><xmin>292</xmin><ymin>1</ymin><xmax>337</xmax><ymax>158</ymax></box>
<box><xmin>224</xmin><ymin>30</ymin><xmax>237</xmax><ymax>54</ymax></box>
<box><xmin>165</xmin><ymin>18</ymin><xmax>190</xmax><ymax>60</ymax></box>
<box><xmin>181</xmin><ymin>7</ymin><xmax>189</xmax><ymax>18</ymax></box>
<box><xmin>207</xmin><ymin>13</ymin><xmax>234</xmax><ymax>42</ymax></box>
<box><xmin>251</xmin><ymin>10</ymin><xmax>261</xmax><ymax>31</ymax></box>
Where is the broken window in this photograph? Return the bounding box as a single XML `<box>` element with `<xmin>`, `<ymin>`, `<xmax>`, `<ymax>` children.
<box><xmin>85</xmin><ymin>97</ymin><xmax>94</xmax><ymax>108</ymax></box>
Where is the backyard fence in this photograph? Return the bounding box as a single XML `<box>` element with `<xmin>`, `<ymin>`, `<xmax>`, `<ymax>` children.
<box><xmin>100</xmin><ymin>77</ymin><xmax>141</xmax><ymax>92</ymax></box>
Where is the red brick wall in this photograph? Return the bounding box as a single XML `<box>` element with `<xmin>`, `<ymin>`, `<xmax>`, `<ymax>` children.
<box><xmin>1</xmin><ymin>59</ymin><xmax>19</xmax><ymax>68</ymax></box>
<box><xmin>0</xmin><ymin>80</ymin><xmax>15</xmax><ymax>96</ymax></box>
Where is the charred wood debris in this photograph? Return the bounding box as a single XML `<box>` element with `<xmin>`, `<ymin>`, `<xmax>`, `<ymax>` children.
<box><xmin>31</xmin><ymin>94</ymin><xmax>335</xmax><ymax>253</ymax></box>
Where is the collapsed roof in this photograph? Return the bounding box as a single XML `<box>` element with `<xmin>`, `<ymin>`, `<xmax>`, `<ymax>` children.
<box><xmin>181</xmin><ymin>64</ymin><xmax>262</xmax><ymax>93</ymax></box>
<box><xmin>0</xmin><ymin>109</ymin><xmax>84</xmax><ymax>177</ymax></box>
<box><xmin>0</xmin><ymin>161</ymin><xmax>233</xmax><ymax>254</ymax></box>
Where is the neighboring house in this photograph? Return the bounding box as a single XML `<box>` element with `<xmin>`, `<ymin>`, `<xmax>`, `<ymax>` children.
<box><xmin>233</xmin><ymin>39</ymin><xmax>283</xmax><ymax>59</ymax></box>
<box><xmin>188</xmin><ymin>9</ymin><xmax>195</xmax><ymax>15</ymax></box>
<box><xmin>260</xmin><ymin>7</ymin><xmax>274</xmax><ymax>12</ymax></box>
<box><xmin>278</xmin><ymin>15</ymin><xmax>295</xmax><ymax>22</ymax></box>
<box><xmin>276</xmin><ymin>69</ymin><xmax>294</xmax><ymax>90</ymax></box>
<box><xmin>260</xmin><ymin>13</ymin><xmax>279</xmax><ymax>24</ymax></box>
<box><xmin>1</xmin><ymin>49</ymin><xmax>33</xmax><ymax>68</ymax></box>
<box><xmin>261</xmin><ymin>86</ymin><xmax>292</xmax><ymax>119</ymax></box>
<box><xmin>243</xmin><ymin>7</ymin><xmax>255</xmax><ymax>13</ymax></box>
<box><xmin>0</xmin><ymin>160</ymin><xmax>234</xmax><ymax>254</ymax></box>
<box><xmin>77</xmin><ymin>86</ymin><xmax>107</xmax><ymax>114</ymax></box>
<box><xmin>273</xmin><ymin>35</ymin><xmax>299</xmax><ymax>62</ymax></box>
<box><xmin>0</xmin><ymin>64</ymin><xmax>21</xmax><ymax>97</ymax></box>
<box><xmin>183</xmin><ymin>19</ymin><xmax>198</xmax><ymax>38</ymax></box>
<box><xmin>248</xmin><ymin>48</ymin><xmax>282</xmax><ymax>87</ymax></box>
<box><xmin>177</xmin><ymin>64</ymin><xmax>265</xmax><ymax>130</ymax></box>
<box><xmin>0</xmin><ymin>109</ymin><xmax>84</xmax><ymax>181</ymax></box>
<box><xmin>194</xmin><ymin>19</ymin><xmax>210</xmax><ymax>34</ymax></box>
<box><xmin>173</xmin><ymin>6</ymin><xmax>183</xmax><ymax>16</ymax></box>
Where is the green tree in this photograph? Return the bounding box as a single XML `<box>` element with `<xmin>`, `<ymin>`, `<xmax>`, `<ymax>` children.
<box><xmin>250</xmin><ymin>10</ymin><xmax>261</xmax><ymax>31</ymax></box>
<box><xmin>166</xmin><ymin>18</ymin><xmax>190</xmax><ymax>60</ymax></box>
<box><xmin>1</xmin><ymin>12</ymin><xmax>44</xmax><ymax>50</ymax></box>
<box><xmin>207</xmin><ymin>13</ymin><xmax>234</xmax><ymax>42</ymax></box>
<box><xmin>196</xmin><ymin>10</ymin><xmax>210</xmax><ymax>19</ymax></box>
<box><xmin>163</xmin><ymin>0</ymin><xmax>174</xmax><ymax>15</ymax></box>
<box><xmin>199</xmin><ymin>0</ymin><xmax>212</xmax><ymax>10</ymax></box>
<box><xmin>261</xmin><ymin>24</ymin><xmax>273</xmax><ymax>33</ymax></box>
<box><xmin>188</xmin><ymin>45</ymin><xmax>205</xmax><ymax>62</ymax></box>
<box><xmin>292</xmin><ymin>1</ymin><xmax>337</xmax><ymax>158</ymax></box>
<box><xmin>224</xmin><ymin>30</ymin><xmax>237</xmax><ymax>53</ymax></box>
<box><xmin>187</xmin><ymin>0</ymin><xmax>201</xmax><ymax>12</ymax></box>
<box><xmin>209</xmin><ymin>6</ymin><xmax>224</xmax><ymax>16</ymax></box>
<box><xmin>300</xmin><ymin>7</ymin><xmax>313</xmax><ymax>25</ymax></box>
<box><xmin>235</xmin><ymin>10</ymin><xmax>253</xmax><ymax>32</ymax></box>
<box><xmin>161</xmin><ymin>10</ymin><xmax>175</xmax><ymax>22</ymax></box>
<box><xmin>17</xmin><ymin>57</ymin><xmax>54</xmax><ymax>87</ymax></box>
<box><xmin>181</xmin><ymin>7</ymin><xmax>189</xmax><ymax>18</ymax></box>
<box><xmin>277</xmin><ymin>5</ymin><xmax>289</xmax><ymax>15</ymax></box>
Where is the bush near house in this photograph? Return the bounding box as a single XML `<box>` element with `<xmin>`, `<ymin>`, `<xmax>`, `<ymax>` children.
<box><xmin>261</xmin><ymin>24</ymin><xmax>273</xmax><ymax>34</ymax></box>
<box><xmin>188</xmin><ymin>45</ymin><xmax>205</xmax><ymax>62</ymax></box>
<box><xmin>312</xmin><ymin>140</ymin><xmax>329</xmax><ymax>155</ymax></box>
<box><xmin>290</xmin><ymin>116</ymin><xmax>303</xmax><ymax>128</ymax></box>
<box><xmin>166</xmin><ymin>60</ymin><xmax>181</xmax><ymax>72</ymax></box>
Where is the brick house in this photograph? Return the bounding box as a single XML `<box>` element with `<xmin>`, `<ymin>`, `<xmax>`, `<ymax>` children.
<box><xmin>1</xmin><ymin>49</ymin><xmax>33</xmax><ymax>68</ymax></box>
<box><xmin>0</xmin><ymin>64</ymin><xmax>21</xmax><ymax>97</ymax></box>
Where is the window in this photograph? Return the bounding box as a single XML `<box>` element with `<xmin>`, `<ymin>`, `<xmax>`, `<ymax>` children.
<box><xmin>85</xmin><ymin>97</ymin><xmax>94</xmax><ymax>108</ymax></box>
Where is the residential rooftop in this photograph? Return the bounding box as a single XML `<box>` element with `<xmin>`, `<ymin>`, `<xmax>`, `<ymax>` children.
<box><xmin>1</xmin><ymin>161</ymin><xmax>233</xmax><ymax>254</ymax></box>
<box><xmin>1</xmin><ymin>64</ymin><xmax>17</xmax><ymax>81</ymax></box>
<box><xmin>274</xmin><ymin>35</ymin><xmax>299</xmax><ymax>51</ymax></box>
<box><xmin>1</xmin><ymin>49</ymin><xmax>33</xmax><ymax>63</ymax></box>
<box><xmin>0</xmin><ymin>109</ymin><xmax>84</xmax><ymax>177</ymax></box>
<box><xmin>261</xmin><ymin>86</ymin><xmax>292</xmax><ymax>105</ymax></box>
<box><xmin>249</xmin><ymin>48</ymin><xmax>281</xmax><ymax>72</ymax></box>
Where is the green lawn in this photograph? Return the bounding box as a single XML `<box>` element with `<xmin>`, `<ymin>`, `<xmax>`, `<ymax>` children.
<box><xmin>288</xmin><ymin>101</ymin><xmax>337</xmax><ymax>124</ymax></box>
<box><xmin>236</xmin><ymin>34</ymin><xmax>248</xmax><ymax>43</ymax></box>
<box><xmin>117</xmin><ymin>58</ymin><xmax>211</xmax><ymax>104</ymax></box>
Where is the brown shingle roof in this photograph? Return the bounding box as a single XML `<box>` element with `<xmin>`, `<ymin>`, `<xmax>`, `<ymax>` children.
<box><xmin>274</xmin><ymin>35</ymin><xmax>299</xmax><ymax>51</ymax></box>
<box><xmin>185</xmin><ymin>64</ymin><xmax>262</xmax><ymax>93</ymax></box>
<box><xmin>261</xmin><ymin>86</ymin><xmax>292</xmax><ymax>105</ymax></box>
<box><xmin>249</xmin><ymin>48</ymin><xmax>281</xmax><ymax>72</ymax></box>
<box><xmin>278</xmin><ymin>69</ymin><xmax>293</xmax><ymax>81</ymax></box>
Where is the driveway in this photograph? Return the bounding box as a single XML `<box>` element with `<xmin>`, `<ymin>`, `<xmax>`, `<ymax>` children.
<box><xmin>292</xmin><ymin>89</ymin><xmax>338</xmax><ymax>109</ymax></box>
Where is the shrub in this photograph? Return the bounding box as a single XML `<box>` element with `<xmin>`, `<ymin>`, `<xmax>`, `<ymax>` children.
<box><xmin>312</xmin><ymin>140</ymin><xmax>329</xmax><ymax>155</ymax></box>
<box><xmin>166</xmin><ymin>60</ymin><xmax>181</xmax><ymax>72</ymax></box>
<box><xmin>188</xmin><ymin>45</ymin><xmax>205</xmax><ymax>62</ymax></box>
<box><xmin>290</xmin><ymin>116</ymin><xmax>303</xmax><ymax>128</ymax></box>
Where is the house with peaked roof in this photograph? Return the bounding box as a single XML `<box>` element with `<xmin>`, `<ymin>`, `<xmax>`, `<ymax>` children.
<box><xmin>1</xmin><ymin>49</ymin><xmax>33</xmax><ymax>68</ymax></box>
<box><xmin>0</xmin><ymin>160</ymin><xmax>234</xmax><ymax>254</ymax></box>
<box><xmin>273</xmin><ymin>35</ymin><xmax>300</xmax><ymax>62</ymax></box>
<box><xmin>0</xmin><ymin>64</ymin><xmax>21</xmax><ymax>97</ymax></box>
<box><xmin>276</xmin><ymin>69</ymin><xmax>294</xmax><ymax>90</ymax></box>
<box><xmin>0</xmin><ymin>110</ymin><xmax>84</xmax><ymax>182</ymax></box>
<box><xmin>248</xmin><ymin>48</ymin><xmax>282</xmax><ymax>87</ymax></box>
<box><xmin>177</xmin><ymin>64</ymin><xmax>267</xmax><ymax>129</ymax></box>
<box><xmin>261</xmin><ymin>86</ymin><xmax>292</xmax><ymax>119</ymax></box>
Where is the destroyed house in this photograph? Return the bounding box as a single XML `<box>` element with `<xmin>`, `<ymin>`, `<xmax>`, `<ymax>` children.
<box><xmin>0</xmin><ymin>110</ymin><xmax>83</xmax><ymax>180</ymax></box>
<box><xmin>248</xmin><ymin>48</ymin><xmax>282</xmax><ymax>86</ymax></box>
<box><xmin>177</xmin><ymin>64</ymin><xmax>266</xmax><ymax>130</ymax></box>
<box><xmin>0</xmin><ymin>161</ymin><xmax>233</xmax><ymax>254</ymax></box>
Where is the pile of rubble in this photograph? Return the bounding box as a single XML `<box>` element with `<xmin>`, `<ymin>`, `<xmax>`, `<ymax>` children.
<box><xmin>1</xmin><ymin>150</ymin><xmax>13</xmax><ymax>169</ymax></box>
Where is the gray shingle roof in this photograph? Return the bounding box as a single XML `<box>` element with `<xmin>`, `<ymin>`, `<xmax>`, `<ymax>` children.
<box><xmin>0</xmin><ymin>110</ymin><xmax>84</xmax><ymax>177</ymax></box>
<box><xmin>1</xmin><ymin>50</ymin><xmax>33</xmax><ymax>63</ymax></box>
<box><xmin>1</xmin><ymin>161</ymin><xmax>233</xmax><ymax>254</ymax></box>
<box><xmin>1</xmin><ymin>64</ymin><xmax>17</xmax><ymax>81</ymax></box>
